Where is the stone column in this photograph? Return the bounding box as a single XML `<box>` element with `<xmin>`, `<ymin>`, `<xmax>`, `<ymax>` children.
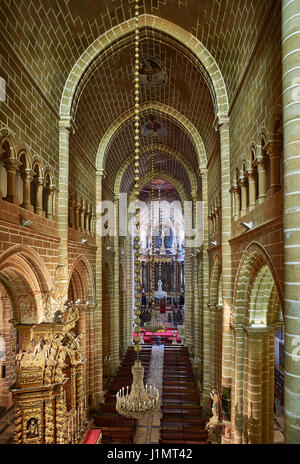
<box><xmin>230</xmin><ymin>187</ymin><xmax>236</xmax><ymax>219</ymax></box>
<box><xmin>231</xmin><ymin>324</ymin><xmax>245</xmax><ymax>444</ymax></box>
<box><xmin>257</xmin><ymin>152</ymin><xmax>267</xmax><ymax>204</ymax></box>
<box><xmin>184</xmin><ymin>246</ymin><xmax>192</xmax><ymax>349</ymax></box>
<box><xmin>184</xmin><ymin>194</ymin><xmax>193</xmax><ymax>350</ymax></box>
<box><xmin>74</xmin><ymin>200</ymin><xmax>80</xmax><ymax>231</ymax></box>
<box><xmin>21</xmin><ymin>169</ymin><xmax>34</xmax><ymax>211</ymax></box>
<box><xmin>217</xmin><ymin>117</ymin><xmax>233</xmax><ymax>396</ymax></box>
<box><xmin>88</xmin><ymin>304</ymin><xmax>96</xmax><ymax>408</ymax></box>
<box><xmin>58</xmin><ymin>120</ymin><xmax>71</xmax><ymax>268</ymax></box>
<box><xmin>234</xmin><ymin>183</ymin><xmax>241</xmax><ymax>220</ymax></box>
<box><xmin>239</xmin><ymin>175</ymin><xmax>248</xmax><ymax>214</ymax></box>
<box><xmin>248</xmin><ymin>169</ymin><xmax>257</xmax><ymax>211</ymax></box>
<box><xmin>80</xmin><ymin>200</ymin><xmax>85</xmax><ymax>232</ymax></box>
<box><xmin>46</xmin><ymin>187</ymin><xmax>54</xmax><ymax>220</ymax></box>
<box><xmin>35</xmin><ymin>177</ymin><xmax>44</xmax><ymax>216</ymax></box>
<box><xmin>247</xmin><ymin>329</ymin><xmax>263</xmax><ymax>444</ymax></box>
<box><xmin>200</xmin><ymin>171</ymin><xmax>210</xmax><ymax>408</ymax></box>
<box><xmin>209</xmin><ymin>303</ymin><xmax>218</xmax><ymax>390</ymax></box>
<box><xmin>267</xmin><ymin>141</ymin><xmax>282</xmax><ymax>195</ymax></box>
<box><xmin>111</xmin><ymin>193</ymin><xmax>120</xmax><ymax>374</ymax></box>
<box><xmin>4</xmin><ymin>158</ymin><xmax>20</xmax><ymax>205</ymax></box>
<box><xmin>192</xmin><ymin>192</ymin><xmax>200</xmax><ymax>359</ymax></box>
<box><xmin>1</xmin><ymin>297</ymin><xmax>15</xmax><ymax>408</ymax></box>
<box><xmin>282</xmin><ymin>0</ymin><xmax>300</xmax><ymax>444</ymax></box>
<box><xmin>68</xmin><ymin>197</ymin><xmax>74</xmax><ymax>228</ymax></box>
<box><xmin>94</xmin><ymin>169</ymin><xmax>105</xmax><ymax>407</ymax></box>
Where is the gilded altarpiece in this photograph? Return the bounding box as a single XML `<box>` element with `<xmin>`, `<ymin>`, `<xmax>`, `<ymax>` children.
<box><xmin>12</xmin><ymin>307</ymin><xmax>87</xmax><ymax>444</ymax></box>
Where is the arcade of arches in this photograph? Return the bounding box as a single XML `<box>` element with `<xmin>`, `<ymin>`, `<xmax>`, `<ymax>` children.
<box><xmin>0</xmin><ymin>0</ymin><xmax>299</xmax><ymax>445</ymax></box>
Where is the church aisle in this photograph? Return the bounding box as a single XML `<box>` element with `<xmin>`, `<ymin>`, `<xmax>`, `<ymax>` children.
<box><xmin>133</xmin><ymin>346</ymin><xmax>164</xmax><ymax>444</ymax></box>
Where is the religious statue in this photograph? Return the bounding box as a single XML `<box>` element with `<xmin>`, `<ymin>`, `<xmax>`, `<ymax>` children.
<box><xmin>205</xmin><ymin>388</ymin><xmax>232</xmax><ymax>442</ymax></box>
<box><xmin>154</xmin><ymin>280</ymin><xmax>167</xmax><ymax>299</ymax></box>
<box><xmin>211</xmin><ymin>388</ymin><xmax>223</xmax><ymax>422</ymax></box>
<box><xmin>26</xmin><ymin>418</ymin><xmax>38</xmax><ymax>439</ymax></box>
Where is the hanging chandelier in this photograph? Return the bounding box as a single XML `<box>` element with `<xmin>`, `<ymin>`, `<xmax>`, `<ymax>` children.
<box><xmin>116</xmin><ymin>0</ymin><xmax>160</xmax><ymax>419</ymax></box>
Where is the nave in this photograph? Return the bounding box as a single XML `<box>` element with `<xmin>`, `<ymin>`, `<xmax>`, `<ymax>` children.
<box><xmin>0</xmin><ymin>0</ymin><xmax>299</xmax><ymax>445</ymax></box>
<box><xmin>87</xmin><ymin>345</ymin><xmax>209</xmax><ymax>445</ymax></box>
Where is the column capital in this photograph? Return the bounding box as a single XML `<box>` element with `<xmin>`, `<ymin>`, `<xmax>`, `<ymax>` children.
<box><xmin>214</xmin><ymin>115</ymin><xmax>230</xmax><ymax>131</ymax></box>
<box><xmin>96</xmin><ymin>169</ymin><xmax>106</xmax><ymax>179</ymax></box>
<box><xmin>265</xmin><ymin>140</ymin><xmax>281</xmax><ymax>159</ymax></box>
<box><xmin>4</xmin><ymin>157</ymin><xmax>21</xmax><ymax>171</ymax></box>
<box><xmin>59</xmin><ymin>117</ymin><xmax>75</xmax><ymax>133</ymax></box>
<box><xmin>256</xmin><ymin>155</ymin><xmax>267</xmax><ymax>167</ymax></box>
<box><xmin>22</xmin><ymin>168</ymin><xmax>34</xmax><ymax>181</ymax></box>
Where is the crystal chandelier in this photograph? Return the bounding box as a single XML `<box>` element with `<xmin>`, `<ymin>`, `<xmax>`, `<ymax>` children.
<box><xmin>116</xmin><ymin>0</ymin><xmax>160</xmax><ymax>418</ymax></box>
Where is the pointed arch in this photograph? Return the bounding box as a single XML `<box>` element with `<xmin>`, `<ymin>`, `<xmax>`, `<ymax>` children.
<box><xmin>68</xmin><ymin>255</ymin><xmax>95</xmax><ymax>304</ymax></box>
<box><xmin>233</xmin><ymin>242</ymin><xmax>283</xmax><ymax>326</ymax></box>
<box><xmin>60</xmin><ymin>14</ymin><xmax>229</xmax><ymax>121</ymax></box>
<box><xmin>96</xmin><ymin>102</ymin><xmax>207</xmax><ymax>173</ymax></box>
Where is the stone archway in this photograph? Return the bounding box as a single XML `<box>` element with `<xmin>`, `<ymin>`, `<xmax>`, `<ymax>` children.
<box><xmin>231</xmin><ymin>243</ymin><xmax>283</xmax><ymax>444</ymax></box>
<box><xmin>0</xmin><ymin>245</ymin><xmax>53</xmax><ymax>442</ymax></box>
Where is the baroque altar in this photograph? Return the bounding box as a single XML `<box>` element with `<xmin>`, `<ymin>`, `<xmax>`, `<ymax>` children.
<box><xmin>11</xmin><ymin>306</ymin><xmax>87</xmax><ymax>444</ymax></box>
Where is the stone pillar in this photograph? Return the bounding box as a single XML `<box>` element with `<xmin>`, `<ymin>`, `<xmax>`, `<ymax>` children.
<box><xmin>35</xmin><ymin>177</ymin><xmax>44</xmax><ymax>216</ymax></box>
<box><xmin>94</xmin><ymin>169</ymin><xmax>105</xmax><ymax>407</ymax></box>
<box><xmin>80</xmin><ymin>200</ymin><xmax>85</xmax><ymax>232</ymax></box>
<box><xmin>184</xmin><ymin>193</ymin><xmax>193</xmax><ymax>350</ymax></box>
<box><xmin>234</xmin><ymin>183</ymin><xmax>241</xmax><ymax>220</ymax></box>
<box><xmin>247</xmin><ymin>329</ymin><xmax>263</xmax><ymax>444</ymax></box>
<box><xmin>257</xmin><ymin>153</ymin><xmax>267</xmax><ymax>204</ymax></box>
<box><xmin>68</xmin><ymin>197</ymin><xmax>74</xmax><ymax>228</ymax></box>
<box><xmin>209</xmin><ymin>304</ymin><xmax>218</xmax><ymax>390</ymax></box>
<box><xmin>282</xmin><ymin>0</ymin><xmax>300</xmax><ymax>444</ymax></box>
<box><xmin>200</xmin><ymin>171</ymin><xmax>210</xmax><ymax>408</ymax></box>
<box><xmin>46</xmin><ymin>187</ymin><xmax>54</xmax><ymax>220</ymax></box>
<box><xmin>267</xmin><ymin>141</ymin><xmax>282</xmax><ymax>195</ymax></box>
<box><xmin>111</xmin><ymin>193</ymin><xmax>120</xmax><ymax>374</ymax></box>
<box><xmin>1</xmin><ymin>297</ymin><xmax>15</xmax><ymax>408</ymax></box>
<box><xmin>21</xmin><ymin>169</ymin><xmax>34</xmax><ymax>211</ymax></box>
<box><xmin>4</xmin><ymin>158</ymin><xmax>20</xmax><ymax>205</ymax></box>
<box><xmin>231</xmin><ymin>324</ymin><xmax>245</xmax><ymax>444</ymax></box>
<box><xmin>58</xmin><ymin>120</ymin><xmax>71</xmax><ymax>267</ymax></box>
<box><xmin>88</xmin><ymin>304</ymin><xmax>96</xmax><ymax>408</ymax></box>
<box><xmin>192</xmin><ymin>192</ymin><xmax>200</xmax><ymax>359</ymax></box>
<box><xmin>240</xmin><ymin>176</ymin><xmax>248</xmax><ymax>214</ymax></box>
<box><xmin>217</xmin><ymin>117</ymin><xmax>233</xmax><ymax>395</ymax></box>
<box><xmin>74</xmin><ymin>200</ymin><xmax>80</xmax><ymax>231</ymax></box>
<box><xmin>248</xmin><ymin>169</ymin><xmax>257</xmax><ymax>211</ymax></box>
<box><xmin>230</xmin><ymin>187</ymin><xmax>236</xmax><ymax>219</ymax></box>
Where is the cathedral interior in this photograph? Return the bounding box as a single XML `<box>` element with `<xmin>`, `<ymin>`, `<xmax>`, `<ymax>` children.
<box><xmin>0</xmin><ymin>0</ymin><xmax>299</xmax><ymax>446</ymax></box>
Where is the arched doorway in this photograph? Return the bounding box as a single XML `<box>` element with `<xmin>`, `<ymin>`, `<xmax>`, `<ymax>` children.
<box><xmin>231</xmin><ymin>243</ymin><xmax>283</xmax><ymax>444</ymax></box>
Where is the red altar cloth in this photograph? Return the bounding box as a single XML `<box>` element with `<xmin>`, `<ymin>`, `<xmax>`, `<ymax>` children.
<box><xmin>134</xmin><ymin>329</ymin><xmax>181</xmax><ymax>343</ymax></box>
<box><xmin>83</xmin><ymin>429</ymin><xmax>102</xmax><ymax>444</ymax></box>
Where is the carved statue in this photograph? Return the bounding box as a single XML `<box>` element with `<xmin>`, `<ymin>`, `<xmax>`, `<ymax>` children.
<box><xmin>210</xmin><ymin>388</ymin><xmax>223</xmax><ymax>423</ymax></box>
<box><xmin>26</xmin><ymin>418</ymin><xmax>38</xmax><ymax>439</ymax></box>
